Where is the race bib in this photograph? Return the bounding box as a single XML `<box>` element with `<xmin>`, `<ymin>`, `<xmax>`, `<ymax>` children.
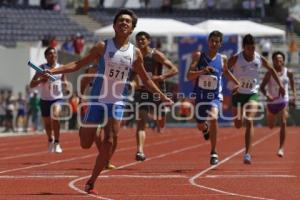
<box><xmin>240</xmin><ymin>77</ymin><xmax>256</xmax><ymax>90</ymax></box>
<box><xmin>107</xmin><ymin>63</ymin><xmax>129</xmax><ymax>81</ymax></box>
<box><xmin>49</xmin><ymin>82</ymin><xmax>61</xmax><ymax>96</ymax></box>
<box><xmin>198</xmin><ymin>75</ymin><xmax>218</xmax><ymax>90</ymax></box>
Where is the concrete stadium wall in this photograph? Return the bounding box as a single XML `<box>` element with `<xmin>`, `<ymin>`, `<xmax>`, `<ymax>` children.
<box><xmin>0</xmin><ymin>48</ymin><xmax>30</xmax><ymax>94</ymax></box>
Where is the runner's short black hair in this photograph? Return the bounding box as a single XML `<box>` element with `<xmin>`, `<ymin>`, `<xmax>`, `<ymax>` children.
<box><xmin>208</xmin><ymin>30</ymin><xmax>223</xmax><ymax>42</ymax></box>
<box><xmin>242</xmin><ymin>34</ymin><xmax>255</xmax><ymax>47</ymax></box>
<box><xmin>135</xmin><ymin>31</ymin><xmax>151</xmax><ymax>40</ymax></box>
<box><xmin>113</xmin><ymin>9</ymin><xmax>138</xmax><ymax>29</ymax></box>
<box><xmin>44</xmin><ymin>47</ymin><xmax>56</xmax><ymax>57</ymax></box>
<box><xmin>272</xmin><ymin>51</ymin><xmax>285</xmax><ymax>61</ymax></box>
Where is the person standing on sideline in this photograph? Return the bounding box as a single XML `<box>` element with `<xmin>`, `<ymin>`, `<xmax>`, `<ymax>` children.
<box><xmin>228</xmin><ymin>34</ymin><xmax>285</xmax><ymax>164</ymax></box>
<box><xmin>44</xmin><ymin>9</ymin><xmax>173</xmax><ymax>194</ymax></box>
<box><xmin>133</xmin><ymin>31</ymin><xmax>178</xmax><ymax>161</ymax></box>
<box><xmin>187</xmin><ymin>30</ymin><xmax>240</xmax><ymax>165</ymax></box>
<box><xmin>29</xmin><ymin>47</ymin><xmax>67</xmax><ymax>153</ymax></box>
<box><xmin>15</xmin><ymin>92</ymin><xmax>27</xmax><ymax>132</ymax></box>
<box><xmin>260</xmin><ymin>51</ymin><xmax>296</xmax><ymax>157</ymax></box>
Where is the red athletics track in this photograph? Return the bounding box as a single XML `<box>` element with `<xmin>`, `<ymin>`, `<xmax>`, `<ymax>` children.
<box><xmin>0</xmin><ymin>127</ymin><xmax>299</xmax><ymax>200</ymax></box>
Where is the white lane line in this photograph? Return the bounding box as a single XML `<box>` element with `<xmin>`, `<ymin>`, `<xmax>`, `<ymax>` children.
<box><xmin>0</xmin><ymin>138</ymin><xmax>137</xmax><ymax>160</ymax></box>
<box><xmin>0</xmin><ymin>175</ymin><xmax>79</xmax><ymax>179</ymax></box>
<box><xmin>98</xmin><ymin>174</ymin><xmax>188</xmax><ymax>179</ymax></box>
<box><xmin>0</xmin><ymin>134</ymin><xmax>198</xmax><ymax>174</ymax></box>
<box><xmin>204</xmin><ymin>175</ymin><xmax>297</xmax><ymax>178</ymax></box>
<box><xmin>189</xmin><ymin>130</ymin><xmax>279</xmax><ymax>200</ymax></box>
<box><xmin>68</xmin><ymin>134</ymin><xmax>240</xmax><ymax>200</ymax></box>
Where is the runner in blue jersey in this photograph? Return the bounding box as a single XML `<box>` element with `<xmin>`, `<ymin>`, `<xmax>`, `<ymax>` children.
<box><xmin>187</xmin><ymin>31</ymin><xmax>240</xmax><ymax>165</ymax></box>
<box><xmin>43</xmin><ymin>9</ymin><xmax>173</xmax><ymax>194</ymax></box>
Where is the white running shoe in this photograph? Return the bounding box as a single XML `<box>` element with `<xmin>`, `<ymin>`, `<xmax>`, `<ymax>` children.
<box><xmin>243</xmin><ymin>153</ymin><xmax>252</xmax><ymax>164</ymax></box>
<box><xmin>54</xmin><ymin>143</ymin><xmax>63</xmax><ymax>153</ymax></box>
<box><xmin>277</xmin><ymin>148</ymin><xmax>284</xmax><ymax>157</ymax></box>
<box><xmin>48</xmin><ymin>141</ymin><xmax>54</xmax><ymax>152</ymax></box>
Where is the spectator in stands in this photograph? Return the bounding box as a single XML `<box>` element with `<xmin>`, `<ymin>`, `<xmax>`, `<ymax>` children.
<box><xmin>61</xmin><ymin>37</ymin><xmax>74</xmax><ymax>54</ymax></box>
<box><xmin>3</xmin><ymin>90</ymin><xmax>15</xmax><ymax>133</ymax></box>
<box><xmin>15</xmin><ymin>92</ymin><xmax>27</xmax><ymax>132</ymax></box>
<box><xmin>28</xmin><ymin>91</ymin><xmax>40</xmax><ymax>132</ymax></box>
<box><xmin>99</xmin><ymin>0</ymin><xmax>105</xmax><ymax>8</ymax></box>
<box><xmin>0</xmin><ymin>91</ymin><xmax>5</xmax><ymax>127</ymax></box>
<box><xmin>49</xmin><ymin>36</ymin><xmax>59</xmax><ymax>49</ymax></box>
<box><xmin>161</xmin><ymin>0</ymin><xmax>172</xmax><ymax>13</ymax></box>
<box><xmin>285</xmin><ymin>14</ymin><xmax>294</xmax><ymax>36</ymax></box>
<box><xmin>74</xmin><ymin>33</ymin><xmax>85</xmax><ymax>55</ymax></box>
<box><xmin>140</xmin><ymin>0</ymin><xmax>150</xmax><ymax>8</ymax></box>
<box><xmin>42</xmin><ymin>35</ymin><xmax>51</xmax><ymax>47</ymax></box>
<box><xmin>287</xmin><ymin>37</ymin><xmax>298</xmax><ymax>64</ymax></box>
<box><xmin>206</xmin><ymin>0</ymin><xmax>215</xmax><ymax>10</ymax></box>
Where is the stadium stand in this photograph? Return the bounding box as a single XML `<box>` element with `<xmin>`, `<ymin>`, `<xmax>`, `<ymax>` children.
<box><xmin>0</xmin><ymin>6</ymin><xmax>95</xmax><ymax>47</ymax></box>
<box><xmin>87</xmin><ymin>8</ymin><xmax>263</xmax><ymax>26</ymax></box>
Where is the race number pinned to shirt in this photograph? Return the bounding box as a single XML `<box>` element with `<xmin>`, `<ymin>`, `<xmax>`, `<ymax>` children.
<box><xmin>107</xmin><ymin>62</ymin><xmax>130</xmax><ymax>81</ymax></box>
<box><xmin>240</xmin><ymin>77</ymin><xmax>256</xmax><ymax>90</ymax></box>
<box><xmin>198</xmin><ymin>75</ymin><xmax>218</xmax><ymax>90</ymax></box>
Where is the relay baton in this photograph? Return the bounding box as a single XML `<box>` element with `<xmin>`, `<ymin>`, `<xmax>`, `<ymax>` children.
<box><xmin>28</xmin><ymin>61</ymin><xmax>56</xmax><ymax>81</ymax></box>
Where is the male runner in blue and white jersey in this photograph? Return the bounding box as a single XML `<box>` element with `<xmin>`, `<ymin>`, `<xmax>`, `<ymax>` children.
<box><xmin>187</xmin><ymin>30</ymin><xmax>240</xmax><ymax>165</ymax></box>
<box><xmin>228</xmin><ymin>34</ymin><xmax>285</xmax><ymax>164</ymax></box>
<box><xmin>44</xmin><ymin>9</ymin><xmax>173</xmax><ymax>194</ymax></box>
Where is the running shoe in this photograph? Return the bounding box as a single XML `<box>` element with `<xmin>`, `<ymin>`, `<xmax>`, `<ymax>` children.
<box><xmin>105</xmin><ymin>163</ymin><xmax>117</xmax><ymax>170</ymax></box>
<box><xmin>53</xmin><ymin>143</ymin><xmax>63</xmax><ymax>153</ymax></box>
<box><xmin>48</xmin><ymin>141</ymin><xmax>54</xmax><ymax>152</ymax></box>
<box><xmin>84</xmin><ymin>183</ymin><xmax>97</xmax><ymax>195</ymax></box>
<box><xmin>210</xmin><ymin>153</ymin><xmax>219</xmax><ymax>165</ymax></box>
<box><xmin>135</xmin><ymin>152</ymin><xmax>146</xmax><ymax>161</ymax></box>
<box><xmin>243</xmin><ymin>153</ymin><xmax>252</xmax><ymax>164</ymax></box>
<box><xmin>202</xmin><ymin>122</ymin><xmax>210</xmax><ymax>140</ymax></box>
<box><xmin>277</xmin><ymin>148</ymin><xmax>284</xmax><ymax>157</ymax></box>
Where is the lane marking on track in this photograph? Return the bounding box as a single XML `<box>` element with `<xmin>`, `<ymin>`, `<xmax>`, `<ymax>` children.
<box><xmin>0</xmin><ymin>175</ymin><xmax>79</xmax><ymax>179</ymax></box>
<box><xmin>0</xmin><ymin>137</ymin><xmax>138</xmax><ymax>160</ymax></box>
<box><xmin>68</xmin><ymin>134</ymin><xmax>240</xmax><ymax>200</ymax></box>
<box><xmin>98</xmin><ymin>174</ymin><xmax>188</xmax><ymax>179</ymax></box>
<box><xmin>0</xmin><ymin>134</ymin><xmax>199</xmax><ymax>174</ymax></box>
<box><xmin>203</xmin><ymin>174</ymin><xmax>297</xmax><ymax>178</ymax></box>
<box><xmin>189</xmin><ymin>130</ymin><xmax>279</xmax><ymax>200</ymax></box>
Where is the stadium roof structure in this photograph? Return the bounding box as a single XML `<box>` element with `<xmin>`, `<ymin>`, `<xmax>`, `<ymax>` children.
<box><xmin>95</xmin><ymin>18</ymin><xmax>206</xmax><ymax>50</ymax></box>
<box><xmin>95</xmin><ymin>18</ymin><xmax>206</xmax><ymax>36</ymax></box>
<box><xmin>194</xmin><ymin>20</ymin><xmax>285</xmax><ymax>38</ymax></box>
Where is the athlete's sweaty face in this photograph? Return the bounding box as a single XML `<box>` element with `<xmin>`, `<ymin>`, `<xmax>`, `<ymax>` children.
<box><xmin>243</xmin><ymin>44</ymin><xmax>255</xmax><ymax>59</ymax></box>
<box><xmin>136</xmin><ymin>35</ymin><xmax>150</xmax><ymax>50</ymax></box>
<box><xmin>45</xmin><ymin>49</ymin><xmax>57</xmax><ymax>64</ymax></box>
<box><xmin>114</xmin><ymin>14</ymin><xmax>133</xmax><ymax>35</ymax></box>
<box><xmin>273</xmin><ymin>54</ymin><xmax>284</xmax><ymax>69</ymax></box>
<box><xmin>208</xmin><ymin>36</ymin><xmax>221</xmax><ymax>52</ymax></box>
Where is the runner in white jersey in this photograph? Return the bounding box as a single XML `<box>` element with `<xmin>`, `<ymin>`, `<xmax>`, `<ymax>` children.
<box><xmin>260</xmin><ymin>51</ymin><xmax>296</xmax><ymax>157</ymax></box>
<box><xmin>228</xmin><ymin>34</ymin><xmax>285</xmax><ymax>164</ymax></box>
<box><xmin>45</xmin><ymin>9</ymin><xmax>173</xmax><ymax>195</ymax></box>
<box><xmin>29</xmin><ymin>47</ymin><xmax>66</xmax><ymax>153</ymax></box>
